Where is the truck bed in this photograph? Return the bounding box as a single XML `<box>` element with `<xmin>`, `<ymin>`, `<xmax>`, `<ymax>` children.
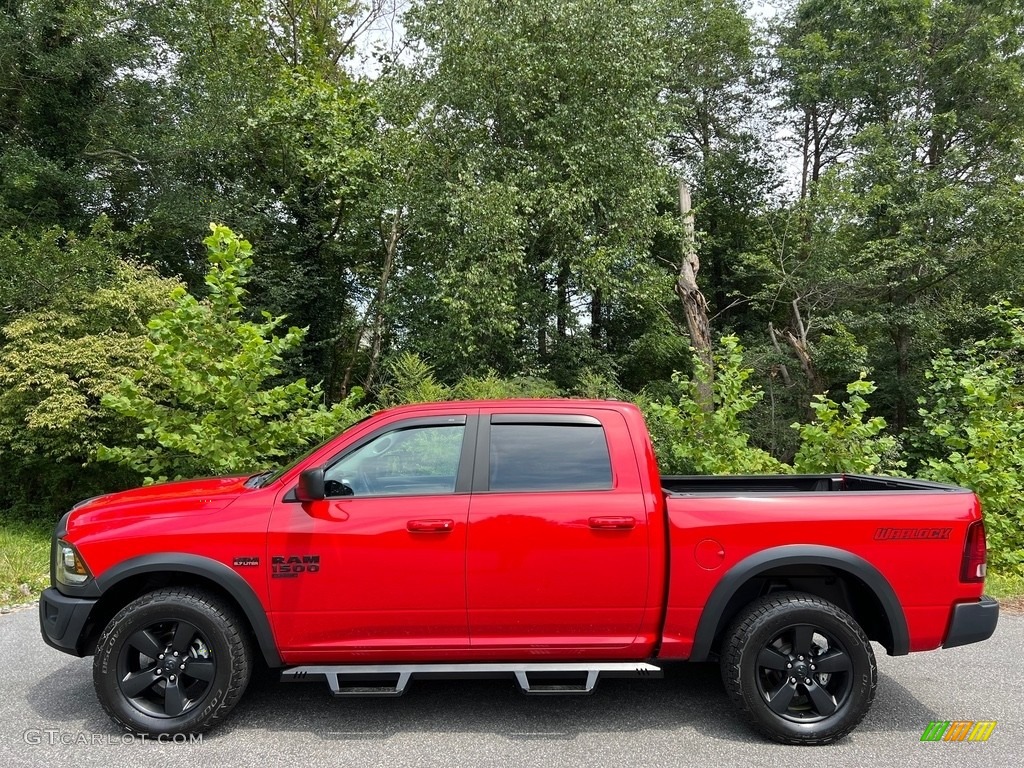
<box><xmin>662</xmin><ymin>473</ymin><xmax>968</xmax><ymax>495</ymax></box>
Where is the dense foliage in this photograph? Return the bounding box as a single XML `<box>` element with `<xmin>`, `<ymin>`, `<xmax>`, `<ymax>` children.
<box><xmin>1</xmin><ymin>0</ymin><xmax>1022</xmax><ymax>570</ymax></box>
<box><xmin>792</xmin><ymin>378</ymin><xmax>903</xmax><ymax>475</ymax></box>
<box><xmin>643</xmin><ymin>336</ymin><xmax>788</xmax><ymax>475</ymax></box>
<box><xmin>915</xmin><ymin>305</ymin><xmax>1024</xmax><ymax>568</ymax></box>
<box><xmin>98</xmin><ymin>226</ymin><xmax>366</xmax><ymax>482</ymax></box>
<box><xmin>0</xmin><ymin>220</ymin><xmax>176</xmax><ymax>517</ymax></box>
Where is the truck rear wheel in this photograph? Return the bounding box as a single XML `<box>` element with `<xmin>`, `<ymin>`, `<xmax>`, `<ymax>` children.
<box><xmin>720</xmin><ymin>591</ymin><xmax>877</xmax><ymax>745</ymax></box>
<box><xmin>93</xmin><ymin>587</ymin><xmax>252</xmax><ymax>735</ymax></box>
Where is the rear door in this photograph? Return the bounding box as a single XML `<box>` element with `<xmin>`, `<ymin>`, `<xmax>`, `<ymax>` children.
<box><xmin>466</xmin><ymin>409</ymin><xmax>652</xmax><ymax>653</ymax></box>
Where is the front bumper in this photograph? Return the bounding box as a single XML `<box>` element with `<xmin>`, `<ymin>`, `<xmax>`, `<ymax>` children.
<box><xmin>39</xmin><ymin>587</ymin><xmax>97</xmax><ymax>657</ymax></box>
<box><xmin>943</xmin><ymin>595</ymin><xmax>999</xmax><ymax>649</ymax></box>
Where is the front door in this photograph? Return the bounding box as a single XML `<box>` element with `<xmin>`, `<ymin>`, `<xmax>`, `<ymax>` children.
<box><xmin>268</xmin><ymin>416</ymin><xmax>474</xmax><ymax>661</ymax></box>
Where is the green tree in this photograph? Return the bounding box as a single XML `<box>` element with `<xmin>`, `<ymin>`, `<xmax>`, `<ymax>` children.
<box><xmin>63</xmin><ymin>2</ymin><xmax>384</xmax><ymax>398</ymax></box>
<box><xmin>99</xmin><ymin>225</ymin><xmax>366</xmax><ymax>482</ymax></box>
<box><xmin>763</xmin><ymin>0</ymin><xmax>1024</xmax><ymax>433</ymax></box>
<box><xmin>388</xmin><ymin>0</ymin><xmax>676</xmax><ymax>386</ymax></box>
<box><xmin>659</xmin><ymin>0</ymin><xmax>775</xmax><ymax>328</ymax></box>
<box><xmin>239</xmin><ymin>12</ymin><xmax>380</xmax><ymax>397</ymax></box>
<box><xmin>0</xmin><ymin>0</ymin><xmax>157</xmax><ymax>231</ymax></box>
<box><xmin>0</xmin><ymin>224</ymin><xmax>178</xmax><ymax>519</ymax></box>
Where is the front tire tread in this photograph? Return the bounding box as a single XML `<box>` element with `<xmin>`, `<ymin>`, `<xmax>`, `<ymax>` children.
<box><xmin>93</xmin><ymin>587</ymin><xmax>252</xmax><ymax>735</ymax></box>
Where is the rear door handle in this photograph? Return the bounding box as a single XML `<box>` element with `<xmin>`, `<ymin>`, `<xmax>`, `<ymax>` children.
<box><xmin>407</xmin><ymin>519</ymin><xmax>455</xmax><ymax>533</ymax></box>
<box><xmin>588</xmin><ymin>516</ymin><xmax>636</xmax><ymax>530</ymax></box>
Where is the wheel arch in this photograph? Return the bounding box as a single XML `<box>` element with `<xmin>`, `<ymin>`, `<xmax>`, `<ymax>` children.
<box><xmin>689</xmin><ymin>545</ymin><xmax>909</xmax><ymax>661</ymax></box>
<box><xmin>84</xmin><ymin>553</ymin><xmax>282</xmax><ymax>667</ymax></box>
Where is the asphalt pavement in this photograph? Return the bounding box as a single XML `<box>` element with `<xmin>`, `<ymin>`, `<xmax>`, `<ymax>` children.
<box><xmin>1</xmin><ymin>604</ymin><xmax>1020</xmax><ymax>767</ymax></box>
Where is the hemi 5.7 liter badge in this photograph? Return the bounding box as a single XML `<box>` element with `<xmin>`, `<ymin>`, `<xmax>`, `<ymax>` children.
<box><xmin>232</xmin><ymin>556</ymin><xmax>260</xmax><ymax>567</ymax></box>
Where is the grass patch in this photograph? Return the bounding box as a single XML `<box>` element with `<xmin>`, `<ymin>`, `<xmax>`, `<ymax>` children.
<box><xmin>987</xmin><ymin>567</ymin><xmax>1024</xmax><ymax>600</ymax></box>
<box><xmin>0</xmin><ymin>519</ymin><xmax>50</xmax><ymax>606</ymax></box>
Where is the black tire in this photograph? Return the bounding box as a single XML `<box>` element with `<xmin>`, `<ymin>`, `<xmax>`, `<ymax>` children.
<box><xmin>93</xmin><ymin>587</ymin><xmax>252</xmax><ymax>735</ymax></box>
<box><xmin>720</xmin><ymin>591</ymin><xmax>877</xmax><ymax>745</ymax></box>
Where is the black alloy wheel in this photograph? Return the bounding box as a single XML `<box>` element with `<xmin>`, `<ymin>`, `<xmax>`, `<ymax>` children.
<box><xmin>116</xmin><ymin>618</ymin><xmax>217</xmax><ymax>718</ymax></box>
<box><xmin>753</xmin><ymin>622</ymin><xmax>854</xmax><ymax>722</ymax></box>
<box><xmin>93</xmin><ymin>587</ymin><xmax>252</xmax><ymax>735</ymax></box>
<box><xmin>721</xmin><ymin>591</ymin><xmax>877</xmax><ymax>745</ymax></box>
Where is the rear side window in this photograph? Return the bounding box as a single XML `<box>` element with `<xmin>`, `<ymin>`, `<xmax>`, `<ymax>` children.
<box><xmin>488</xmin><ymin>423</ymin><xmax>612</xmax><ymax>492</ymax></box>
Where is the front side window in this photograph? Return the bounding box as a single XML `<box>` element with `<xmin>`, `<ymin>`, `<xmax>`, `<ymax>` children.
<box><xmin>324</xmin><ymin>424</ymin><xmax>465</xmax><ymax>497</ymax></box>
<box><xmin>488</xmin><ymin>423</ymin><xmax>612</xmax><ymax>492</ymax></box>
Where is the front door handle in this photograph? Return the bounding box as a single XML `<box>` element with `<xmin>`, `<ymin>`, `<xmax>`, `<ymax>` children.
<box><xmin>407</xmin><ymin>519</ymin><xmax>455</xmax><ymax>533</ymax></box>
<box><xmin>588</xmin><ymin>516</ymin><xmax>636</xmax><ymax>530</ymax></box>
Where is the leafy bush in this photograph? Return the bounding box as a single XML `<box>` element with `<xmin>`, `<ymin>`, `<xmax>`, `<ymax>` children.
<box><xmin>915</xmin><ymin>304</ymin><xmax>1024</xmax><ymax>568</ymax></box>
<box><xmin>792</xmin><ymin>376</ymin><xmax>903</xmax><ymax>474</ymax></box>
<box><xmin>571</xmin><ymin>369</ymin><xmax>624</xmax><ymax>400</ymax></box>
<box><xmin>0</xmin><ymin>261</ymin><xmax>175</xmax><ymax>461</ymax></box>
<box><xmin>641</xmin><ymin>336</ymin><xmax>790</xmax><ymax>475</ymax></box>
<box><xmin>0</xmin><ymin>218</ymin><xmax>136</xmax><ymax>322</ymax></box>
<box><xmin>379</xmin><ymin>353</ymin><xmax>561</xmax><ymax>405</ymax></box>
<box><xmin>99</xmin><ymin>225</ymin><xmax>366</xmax><ymax>482</ymax></box>
<box><xmin>0</xmin><ymin>223</ymin><xmax>175</xmax><ymax>520</ymax></box>
<box><xmin>454</xmin><ymin>370</ymin><xmax>562</xmax><ymax>400</ymax></box>
<box><xmin>377</xmin><ymin>352</ymin><xmax>452</xmax><ymax>407</ymax></box>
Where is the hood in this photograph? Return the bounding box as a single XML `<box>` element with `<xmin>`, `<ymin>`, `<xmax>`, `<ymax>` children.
<box><xmin>67</xmin><ymin>475</ymin><xmax>251</xmax><ymax>533</ymax></box>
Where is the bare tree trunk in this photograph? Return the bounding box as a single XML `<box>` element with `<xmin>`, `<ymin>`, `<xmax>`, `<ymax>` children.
<box><xmin>364</xmin><ymin>210</ymin><xmax>401</xmax><ymax>392</ymax></box>
<box><xmin>555</xmin><ymin>259</ymin><xmax>570</xmax><ymax>338</ymax></box>
<box><xmin>590</xmin><ymin>287</ymin><xmax>602</xmax><ymax>343</ymax></box>
<box><xmin>339</xmin><ymin>209</ymin><xmax>401</xmax><ymax>396</ymax></box>
<box><xmin>782</xmin><ymin>298</ymin><xmax>821</xmax><ymax>395</ymax></box>
<box><xmin>767</xmin><ymin>322</ymin><xmax>793</xmax><ymax>387</ymax></box>
<box><xmin>674</xmin><ymin>180</ymin><xmax>713</xmax><ymax>410</ymax></box>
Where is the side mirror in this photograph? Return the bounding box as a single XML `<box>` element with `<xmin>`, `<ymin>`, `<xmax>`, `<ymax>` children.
<box><xmin>296</xmin><ymin>467</ymin><xmax>326</xmax><ymax>501</ymax></box>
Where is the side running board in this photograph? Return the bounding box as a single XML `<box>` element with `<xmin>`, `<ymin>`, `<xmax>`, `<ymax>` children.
<box><xmin>281</xmin><ymin>662</ymin><xmax>662</xmax><ymax>698</ymax></box>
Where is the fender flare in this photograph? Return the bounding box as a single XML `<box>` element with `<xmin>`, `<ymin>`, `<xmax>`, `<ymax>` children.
<box><xmin>688</xmin><ymin>544</ymin><xmax>909</xmax><ymax>661</ymax></box>
<box><xmin>94</xmin><ymin>553</ymin><xmax>282</xmax><ymax>667</ymax></box>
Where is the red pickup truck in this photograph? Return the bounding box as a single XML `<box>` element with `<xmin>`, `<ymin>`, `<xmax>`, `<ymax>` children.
<box><xmin>40</xmin><ymin>399</ymin><xmax>998</xmax><ymax>744</ymax></box>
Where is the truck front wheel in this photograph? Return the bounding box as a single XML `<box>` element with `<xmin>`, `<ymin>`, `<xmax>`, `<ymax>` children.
<box><xmin>720</xmin><ymin>591</ymin><xmax>877</xmax><ymax>745</ymax></box>
<box><xmin>93</xmin><ymin>587</ymin><xmax>252</xmax><ymax>735</ymax></box>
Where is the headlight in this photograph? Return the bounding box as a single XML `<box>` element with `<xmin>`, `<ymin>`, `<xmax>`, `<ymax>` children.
<box><xmin>54</xmin><ymin>540</ymin><xmax>92</xmax><ymax>586</ymax></box>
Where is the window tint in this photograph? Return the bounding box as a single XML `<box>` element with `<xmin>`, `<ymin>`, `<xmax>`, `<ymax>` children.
<box><xmin>488</xmin><ymin>423</ymin><xmax>612</xmax><ymax>492</ymax></box>
<box><xmin>324</xmin><ymin>424</ymin><xmax>465</xmax><ymax>497</ymax></box>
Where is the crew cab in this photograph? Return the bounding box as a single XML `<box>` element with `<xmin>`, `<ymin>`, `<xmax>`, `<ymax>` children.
<box><xmin>39</xmin><ymin>400</ymin><xmax>998</xmax><ymax>744</ymax></box>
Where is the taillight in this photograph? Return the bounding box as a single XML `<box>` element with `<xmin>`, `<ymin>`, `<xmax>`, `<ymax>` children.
<box><xmin>960</xmin><ymin>520</ymin><xmax>987</xmax><ymax>583</ymax></box>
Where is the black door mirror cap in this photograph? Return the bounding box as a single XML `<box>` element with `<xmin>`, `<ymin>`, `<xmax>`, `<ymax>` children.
<box><xmin>295</xmin><ymin>467</ymin><xmax>326</xmax><ymax>502</ymax></box>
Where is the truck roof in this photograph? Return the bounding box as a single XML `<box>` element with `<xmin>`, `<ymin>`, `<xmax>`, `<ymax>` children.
<box><xmin>369</xmin><ymin>398</ymin><xmax>641</xmax><ymax>418</ymax></box>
